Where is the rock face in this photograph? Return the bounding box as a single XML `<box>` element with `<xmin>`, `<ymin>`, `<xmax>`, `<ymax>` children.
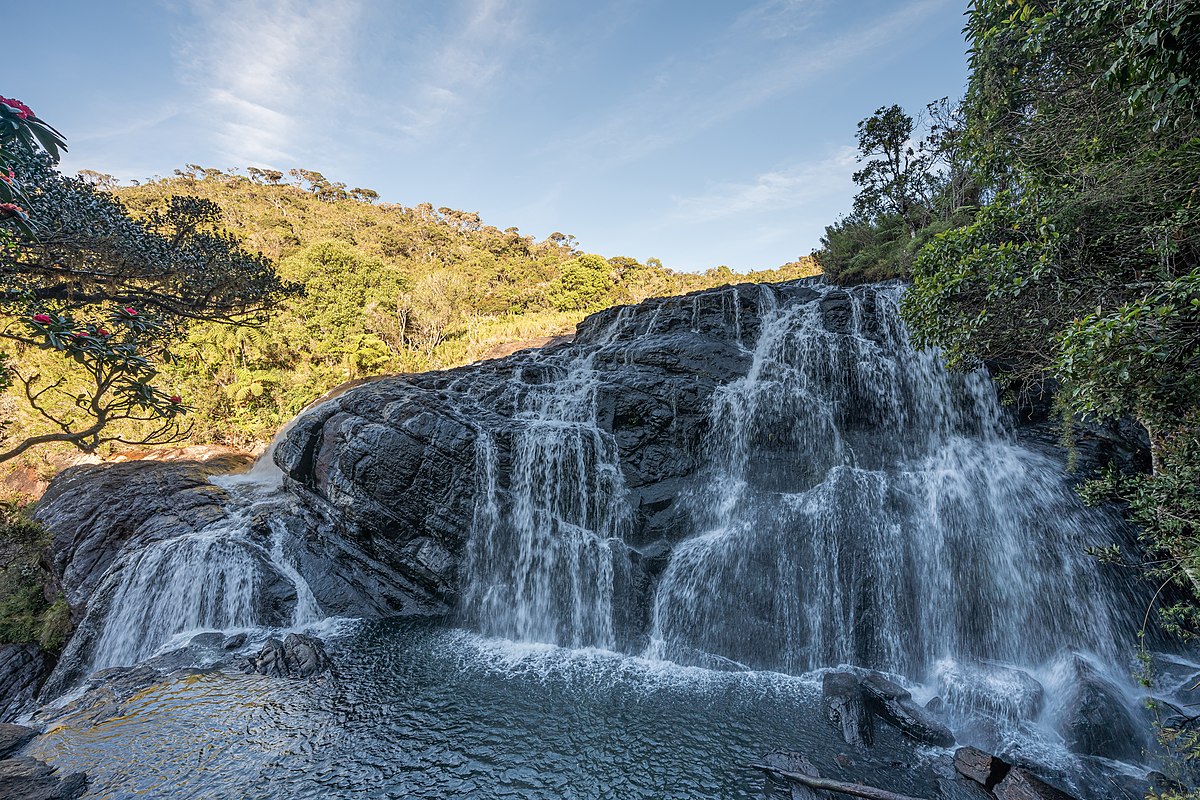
<box><xmin>0</xmin><ymin>644</ymin><xmax>53</xmax><ymax>723</ymax></box>
<box><xmin>274</xmin><ymin>284</ymin><xmax>789</xmax><ymax>619</ymax></box>
<box><xmin>0</xmin><ymin>723</ymin><xmax>36</xmax><ymax>757</ymax></box>
<box><xmin>35</xmin><ymin>455</ymin><xmax>251</xmax><ymax>612</ymax></box>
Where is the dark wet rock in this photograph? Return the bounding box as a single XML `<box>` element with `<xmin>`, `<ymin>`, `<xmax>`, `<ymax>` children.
<box><xmin>993</xmin><ymin>767</ymin><xmax>1079</xmax><ymax>800</ymax></box>
<box><xmin>0</xmin><ymin>644</ymin><xmax>52</xmax><ymax>723</ymax></box>
<box><xmin>0</xmin><ymin>723</ymin><xmax>36</xmax><ymax>757</ymax></box>
<box><xmin>187</xmin><ymin>631</ymin><xmax>227</xmax><ymax>649</ymax></box>
<box><xmin>953</xmin><ymin>746</ymin><xmax>1010</xmax><ymax>790</ymax></box>
<box><xmin>242</xmin><ymin>634</ymin><xmax>333</xmax><ymax>679</ymax></box>
<box><xmin>0</xmin><ymin>756</ymin><xmax>87</xmax><ymax>800</ymax></box>
<box><xmin>35</xmin><ymin>455</ymin><xmax>250</xmax><ymax>611</ymax></box>
<box><xmin>222</xmin><ymin>632</ymin><xmax>248</xmax><ymax>650</ymax></box>
<box><xmin>757</xmin><ymin>752</ymin><xmax>827</xmax><ymax>800</ymax></box>
<box><xmin>936</xmin><ymin>661</ymin><xmax>1045</xmax><ymax>722</ymax></box>
<box><xmin>861</xmin><ymin>672</ymin><xmax>956</xmax><ymax>747</ymax></box>
<box><xmin>1056</xmin><ymin>654</ymin><xmax>1145</xmax><ymax>762</ymax></box>
<box><xmin>935</xmin><ymin>776</ymin><xmax>995</xmax><ymax>800</ymax></box>
<box><xmin>276</xmin><ymin>280</ymin><xmax>822</xmax><ymax>634</ymax></box>
<box><xmin>821</xmin><ymin>671</ymin><xmax>873</xmax><ymax>747</ymax></box>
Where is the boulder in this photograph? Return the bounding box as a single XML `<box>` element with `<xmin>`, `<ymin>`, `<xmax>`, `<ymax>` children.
<box><xmin>861</xmin><ymin>672</ymin><xmax>956</xmax><ymax>748</ymax></box>
<box><xmin>1056</xmin><ymin>654</ymin><xmax>1145</xmax><ymax>762</ymax></box>
<box><xmin>242</xmin><ymin>634</ymin><xmax>333</xmax><ymax>679</ymax></box>
<box><xmin>0</xmin><ymin>756</ymin><xmax>87</xmax><ymax>800</ymax></box>
<box><xmin>0</xmin><ymin>724</ymin><xmax>36</xmax><ymax>757</ymax></box>
<box><xmin>935</xmin><ymin>660</ymin><xmax>1045</xmax><ymax>722</ymax></box>
<box><xmin>821</xmin><ymin>671</ymin><xmax>873</xmax><ymax>747</ymax></box>
<box><xmin>952</xmin><ymin>746</ymin><xmax>1010</xmax><ymax>790</ymax></box>
<box><xmin>993</xmin><ymin>767</ymin><xmax>1079</xmax><ymax>800</ymax></box>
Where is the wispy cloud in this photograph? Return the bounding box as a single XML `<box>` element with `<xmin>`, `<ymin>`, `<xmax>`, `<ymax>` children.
<box><xmin>732</xmin><ymin>0</ymin><xmax>824</xmax><ymax>40</ymax></box>
<box><xmin>390</xmin><ymin>0</ymin><xmax>528</xmax><ymax>141</ymax></box>
<box><xmin>549</xmin><ymin>0</ymin><xmax>953</xmax><ymax>170</ymax></box>
<box><xmin>177</xmin><ymin>0</ymin><xmax>363</xmax><ymax>166</ymax></box>
<box><xmin>672</xmin><ymin>146</ymin><xmax>856</xmax><ymax>221</ymax></box>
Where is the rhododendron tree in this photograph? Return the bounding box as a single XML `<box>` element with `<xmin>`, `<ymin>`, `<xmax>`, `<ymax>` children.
<box><xmin>0</xmin><ymin>94</ymin><xmax>292</xmax><ymax>462</ymax></box>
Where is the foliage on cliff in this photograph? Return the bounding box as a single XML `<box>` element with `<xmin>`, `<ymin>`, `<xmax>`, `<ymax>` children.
<box><xmin>820</xmin><ymin>4</ymin><xmax>1198</xmax><ymax>777</ymax></box>
<box><xmin>0</xmin><ymin>501</ymin><xmax>69</xmax><ymax>652</ymax></box>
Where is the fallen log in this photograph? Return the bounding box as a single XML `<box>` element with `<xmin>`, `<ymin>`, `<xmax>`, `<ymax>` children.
<box><xmin>747</xmin><ymin>762</ymin><xmax>928</xmax><ymax>800</ymax></box>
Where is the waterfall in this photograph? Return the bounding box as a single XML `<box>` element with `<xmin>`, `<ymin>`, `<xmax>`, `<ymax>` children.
<box><xmin>644</xmin><ymin>285</ymin><xmax>1136</xmax><ymax>680</ymax></box>
<box><xmin>62</xmin><ymin>427</ymin><xmax>322</xmax><ymax>675</ymax></box>
<box><xmin>460</xmin><ymin>311</ymin><xmax>635</xmax><ymax>650</ymax></box>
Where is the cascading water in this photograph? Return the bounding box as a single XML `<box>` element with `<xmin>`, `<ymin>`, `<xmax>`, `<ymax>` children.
<box><xmin>58</xmin><ymin>427</ymin><xmax>322</xmax><ymax>676</ymax></box>
<box><xmin>461</xmin><ymin>312</ymin><xmax>634</xmax><ymax>650</ymax></box>
<box><xmin>31</xmin><ymin>279</ymin><xmax>1189</xmax><ymax>799</ymax></box>
<box><xmin>643</xmin><ymin>285</ymin><xmax>1137</xmax><ymax>681</ymax></box>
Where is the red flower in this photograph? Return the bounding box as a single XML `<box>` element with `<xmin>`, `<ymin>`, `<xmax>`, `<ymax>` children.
<box><xmin>72</xmin><ymin>332</ymin><xmax>88</xmax><ymax>340</ymax></box>
<box><xmin>98</xmin><ymin>328</ymin><xmax>110</xmax><ymax>337</ymax></box>
<box><xmin>0</xmin><ymin>169</ymin><xmax>13</xmax><ymax>184</ymax></box>
<box><xmin>0</xmin><ymin>202</ymin><xmax>28</xmax><ymax>220</ymax></box>
<box><xmin>32</xmin><ymin>313</ymin><xmax>52</xmax><ymax>324</ymax></box>
<box><xmin>169</xmin><ymin>395</ymin><xmax>182</xmax><ymax>405</ymax></box>
<box><xmin>123</xmin><ymin>307</ymin><xmax>137</xmax><ymax>316</ymax></box>
<box><xmin>0</xmin><ymin>97</ymin><xmax>33</xmax><ymax>120</ymax></box>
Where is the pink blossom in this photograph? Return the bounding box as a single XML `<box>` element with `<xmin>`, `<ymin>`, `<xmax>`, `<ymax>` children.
<box><xmin>0</xmin><ymin>97</ymin><xmax>33</xmax><ymax>120</ymax></box>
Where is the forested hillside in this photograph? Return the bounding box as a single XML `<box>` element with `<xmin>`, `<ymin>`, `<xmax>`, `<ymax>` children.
<box><xmin>3</xmin><ymin>163</ymin><xmax>816</xmax><ymax>466</ymax></box>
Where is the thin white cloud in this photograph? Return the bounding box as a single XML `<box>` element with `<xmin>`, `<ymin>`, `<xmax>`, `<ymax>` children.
<box><xmin>672</xmin><ymin>146</ymin><xmax>857</xmax><ymax>221</ymax></box>
<box><xmin>177</xmin><ymin>0</ymin><xmax>363</xmax><ymax>166</ymax></box>
<box><xmin>391</xmin><ymin>0</ymin><xmax>527</xmax><ymax>141</ymax></box>
<box><xmin>732</xmin><ymin>0</ymin><xmax>824</xmax><ymax>40</ymax></box>
<box><xmin>550</xmin><ymin>0</ymin><xmax>954</xmax><ymax>169</ymax></box>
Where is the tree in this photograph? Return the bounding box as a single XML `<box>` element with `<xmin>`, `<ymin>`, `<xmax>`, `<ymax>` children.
<box><xmin>851</xmin><ymin>105</ymin><xmax>934</xmax><ymax>235</ymax></box>
<box><xmin>0</xmin><ymin>97</ymin><xmax>292</xmax><ymax>462</ymax></box>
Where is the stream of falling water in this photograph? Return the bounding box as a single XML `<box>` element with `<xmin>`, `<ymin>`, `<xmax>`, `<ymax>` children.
<box><xmin>460</xmin><ymin>310</ymin><xmax>635</xmax><ymax>649</ymax></box>
<box><xmin>63</xmin><ymin>431</ymin><xmax>322</xmax><ymax>675</ymax></box>
<box><xmin>643</xmin><ymin>286</ymin><xmax>1136</xmax><ymax>681</ymax></box>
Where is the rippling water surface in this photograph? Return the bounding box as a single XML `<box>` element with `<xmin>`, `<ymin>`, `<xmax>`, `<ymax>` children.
<box><xmin>32</xmin><ymin>619</ymin><xmax>950</xmax><ymax>800</ymax></box>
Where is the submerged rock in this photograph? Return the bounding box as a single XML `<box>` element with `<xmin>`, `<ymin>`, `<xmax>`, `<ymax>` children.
<box><xmin>242</xmin><ymin>633</ymin><xmax>333</xmax><ymax>679</ymax></box>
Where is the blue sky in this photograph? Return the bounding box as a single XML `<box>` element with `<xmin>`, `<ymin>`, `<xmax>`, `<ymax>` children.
<box><xmin>8</xmin><ymin>1</ymin><xmax>969</xmax><ymax>272</ymax></box>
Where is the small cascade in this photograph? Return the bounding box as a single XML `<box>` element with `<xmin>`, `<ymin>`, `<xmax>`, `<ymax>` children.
<box><xmin>645</xmin><ymin>285</ymin><xmax>1138</xmax><ymax>683</ymax></box>
<box><xmin>460</xmin><ymin>312</ymin><xmax>634</xmax><ymax>650</ymax></box>
<box><xmin>65</xmin><ymin>421</ymin><xmax>323</xmax><ymax>675</ymax></box>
